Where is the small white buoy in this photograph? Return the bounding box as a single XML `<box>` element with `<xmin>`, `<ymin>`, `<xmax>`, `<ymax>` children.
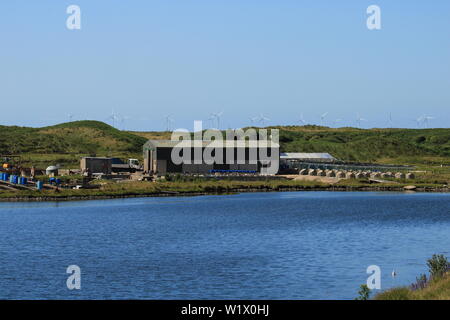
<box><xmin>392</xmin><ymin>270</ymin><xmax>397</xmax><ymax>277</ymax></box>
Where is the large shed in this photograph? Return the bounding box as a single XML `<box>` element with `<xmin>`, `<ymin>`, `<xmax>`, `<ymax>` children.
<box><xmin>143</xmin><ymin>140</ymin><xmax>280</xmax><ymax>175</ymax></box>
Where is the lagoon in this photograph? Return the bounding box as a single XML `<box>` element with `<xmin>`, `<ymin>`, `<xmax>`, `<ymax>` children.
<box><xmin>0</xmin><ymin>191</ymin><xmax>449</xmax><ymax>299</ymax></box>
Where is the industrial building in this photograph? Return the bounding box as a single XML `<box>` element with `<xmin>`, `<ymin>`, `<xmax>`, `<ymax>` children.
<box><xmin>281</xmin><ymin>152</ymin><xmax>336</xmax><ymax>163</ymax></box>
<box><xmin>143</xmin><ymin>140</ymin><xmax>280</xmax><ymax>175</ymax></box>
<box><xmin>280</xmin><ymin>153</ymin><xmax>337</xmax><ymax>172</ymax></box>
<box><xmin>80</xmin><ymin>157</ymin><xmax>112</xmax><ymax>174</ymax></box>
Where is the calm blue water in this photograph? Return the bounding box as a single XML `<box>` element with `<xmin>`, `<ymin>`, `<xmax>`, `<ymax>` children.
<box><xmin>0</xmin><ymin>191</ymin><xmax>449</xmax><ymax>300</ymax></box>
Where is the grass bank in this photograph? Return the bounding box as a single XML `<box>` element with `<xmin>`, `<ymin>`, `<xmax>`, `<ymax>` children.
<box><xmin>0</xmin><ymin>178</ymin><xmax>448</xmax><ymax>202</ymax></box>
<box><xmin>2</xmin><ymin>121</ymin><xmax>450</xmax><ymax>168</ymax></box>
<box><xmin>375</xmin><ymin>275</ymin><xmax>450</xmax><ymax>300</ymax></box>
<box><xmin>374</xmin><ymin>255</ymin><xmax>450</xmax><ymax>300</ymax></box>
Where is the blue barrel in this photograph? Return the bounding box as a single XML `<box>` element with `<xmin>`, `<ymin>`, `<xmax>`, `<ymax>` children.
<box><xmin>0</xmin><ymin>173</ymin><xmax>4</xmax><ymax>181</ymax></box>
<box><xmin>36</xmin><ymin>181</ymin><xmax>43</xmax><ymax>190</ymax></box>
<box><xmin>4</xmin><ymin>173</ymin><xmax>9</xmax><ymax>181</ymax></box>
<box><xmin>55</xmin><ymin>178</ymin><xmax>61</xmax><ymax>185</ymax></box>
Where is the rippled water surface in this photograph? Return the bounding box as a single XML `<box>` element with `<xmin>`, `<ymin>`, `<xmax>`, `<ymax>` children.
<box><xmin>0</xmin><ymin>191</ymin><xmax>449</xmax><ymax>299</ymax></box>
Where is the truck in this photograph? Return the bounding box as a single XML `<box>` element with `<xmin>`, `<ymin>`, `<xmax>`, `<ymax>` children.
<box><xmin>111</xmin><ymin>158</ymin><xmax>142</xmax><ymax>173</ymax></box>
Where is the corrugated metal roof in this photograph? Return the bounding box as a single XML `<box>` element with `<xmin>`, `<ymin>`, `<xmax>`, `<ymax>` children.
<box><xmin>280</xmin><ymin>153</ymin><xmax>336</xmax><ymax>160</ymax></box>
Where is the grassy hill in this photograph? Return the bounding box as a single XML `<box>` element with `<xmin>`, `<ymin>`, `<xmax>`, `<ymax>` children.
<box><xmin>1</xmin><ymin>121</ymin><xmax>449</xmax><ymax>168</ymax></box>
<box><xmin>273</xmin><ymin>125</ymin><xmax>450</xmax><ymax>164</ymax></box>
<box><xmin>0</xmin><ymin>121</ymin><xmax>147</xmax><ymax>167</ymax></box>
<box><xmin>131</xmin><ymin>125</ymin><xmax>450</xmax><ymax>165</ymax></box>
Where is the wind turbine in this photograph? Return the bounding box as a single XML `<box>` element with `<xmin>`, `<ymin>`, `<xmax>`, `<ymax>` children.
<box><xmin>413</xmin><ymin>116</ymin><xmax>424</xmax><ymax>128</ymax></box>
<box><xmin>119</xmin><ymin>115</ymin><xmax>132</xmax><ymax>130</ymax></box>
<box><xmin>68</xmin><ymin>113</ymin><xmax>75</xmax><ymax>122</ymax></box>
<box><xmin>388</xmin><ymin>112</ymin><xmax>394</xmax><ymax>128</ymax></box>
<box><xmin>258</xmin><ymin>114</ymin><xmax>270</xmax><ymax>127</ymax></box>
<box><xmin>333</xmin><ymin>118</ymin><xmax>342</xmax><ymax>127</ymax></box>
<box><xmin>320</xmin><ymin>112</ymin><xmax>329</xmax><ymax>126</ymax></box>
<box><xmin>164</xmin><ymin>115</ymin><xmax>174</xmax><ymax>131</ymax></box>
<box><xmin>356</xmin><ymin>113</ymin><xmax>367</xmax><ymax>128</ymax></box>
<box><xmin>207</xmin><ymin>115</ymin><xmax>216</xmax><ymax>128</ymax></box>
<box><xmin>210</xmin><ymin>111</ymin><xmax>224</xmax><ymax>129</ymax></box>
<box><xmin>107</xmin><ymin>110</ymin><xmax>119</xmax><ymax>128</ymax></box>
<box><xmin>298</xmin><ymin>113</ymin><xmax>307</xmax><ymax>126</ymax></box>
<box><xmin>423</xmin><ymin>115</ymin><xmax>434</xmax><ymax>128</ymax></box>
<box><xmin>250</xmin><ymin>116</ymin><xmax>260</xmax><ymax>124</ymax></box>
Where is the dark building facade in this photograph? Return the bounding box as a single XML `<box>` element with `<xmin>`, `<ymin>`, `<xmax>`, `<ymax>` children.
<box><xmin>143</xmin><ymin>140</ymin><xmax>279</xmax><ymax>175</ymax></box>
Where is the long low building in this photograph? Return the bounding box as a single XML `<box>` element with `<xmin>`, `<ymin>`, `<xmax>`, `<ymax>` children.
<box><xmin>280</xmin><ymin>152</ymin><xmax>337</xmax><ymax>163</ymax></box>
<box><xmin>143</xmin><ymin>140</ymin><xmax>280</xmax><ymax>175</ymax></box>
<box><xmin>279</xmin><ymin>152</ymin><xmax>413</xmax><ymax>172</ymax></box>
<box><xmin>279</xmin><ymin>152</ymin><xmax>337</xmax><ymax>172</ymax></box>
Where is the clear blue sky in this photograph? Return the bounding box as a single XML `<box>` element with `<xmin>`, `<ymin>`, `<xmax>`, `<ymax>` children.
<box><xmin>1</xmin><ymin>1</ymin><xmax>449</xmax><ymax>130</ymax></box>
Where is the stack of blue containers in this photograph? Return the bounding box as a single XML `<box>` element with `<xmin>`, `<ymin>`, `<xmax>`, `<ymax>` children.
<box><xmin>0</xmin><ymin>172</ymin><xmax>10</xmax><ymax>181</ymax></box>
<box><xmin>1</xmin><ymin>172</ymin><xmax>40</xmax><ymax>190</ymax></box>
<box><xmin>9</xmin><ymin>175</ymin><xmax>18</xmax><ymax>184</ymax></box>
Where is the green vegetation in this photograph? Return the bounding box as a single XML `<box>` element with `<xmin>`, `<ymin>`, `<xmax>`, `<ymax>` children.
<box><xmin>133</xmin><ymin>125</ymin><xmax>450</xmax><ymax>165</ymax></box>
<box><xmin>1</xmin><ymin>121</ymin><xmax>450</xmax><ymax>170</ymax></box>
<box><xmin>427</xmin><ymin>254</ymin><xmax>449</xmax><ymax>279</ymax></box>
<box><xmin>0</xmin><ymin>121</ymin><xmax>146</xmax><ymax>167</ymax></box>
<box><xmin>273</xmin><ymin>125</ymin><xmax>450</xmax><ymax>164</ymax></box>
<box><xmin>0</xmin><ymin>175</ymin><xmax>448</xmax><ymax>202</ymax></box>
<box><xmin>376</xmin><ymin>255</ymin><xmax>450</xmax><ymax>300</ymax></box>
<box><xmin>355</xmin><ymin>284</ymin><xmax>371</xmax><ymax>300</ymax></box>
<box><xmin>0</xmin><ymin>179</ymin><xmax>330</xmax><ymax>201</ymax></box>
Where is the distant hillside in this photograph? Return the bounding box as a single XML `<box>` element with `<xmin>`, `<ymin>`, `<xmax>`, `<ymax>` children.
<box><xmin>273</xmin><ymin>125</ymin><xmax>450</xmax><ymax>164</ymax></box>
<box><xmin>132</xmin><ymin>125</ymin><xmax>450</xmax><ymax>164</ymax></box>
<box><xmin>0</xmin><ymin>121</ymin><xmax>147</xmax><ymax>155</ymax></box>
<box><xmin>0</xmin><ymin>122</ymin><xmax>449</xmax><ymax>166</ymax></box>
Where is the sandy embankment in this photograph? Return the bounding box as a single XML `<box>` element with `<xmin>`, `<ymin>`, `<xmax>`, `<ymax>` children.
<box><xmin>280</xmin><ymin>175</ymin><xmax>342</xmax><ymax>184</ymax></box>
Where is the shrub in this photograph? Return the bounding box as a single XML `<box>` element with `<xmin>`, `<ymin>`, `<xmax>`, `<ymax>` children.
<box><xmin>415</xmin><ymin>136</ymin><xmax>426</xmax><ymax>143</ymax></box>
<box><xmin>427</xmin><ymin>254</ymin><xmax>449</xmax><ymax>279</ymax></box>
<box><xmin>355</xmin><ymin>284</ymin><xmax>371</xmax><ymax>300</ymax></box>
<box><xmin>410</xmin><ymin>274</ymin><xmax>427</xmax><ymax>291</ymax></box>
